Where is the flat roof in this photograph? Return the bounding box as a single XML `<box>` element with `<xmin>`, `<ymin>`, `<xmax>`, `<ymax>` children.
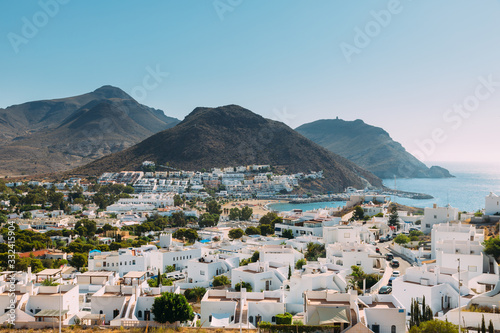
<box><xmin>79</xmin><ymin>271</ymin><xmax>115</xmax><ymax>277</ymax></box>
<box><xmin>123</xmin><ymin>271</ymin><xmax>147</xmax><ymax>279</ymax></box>
<box><xmin>36</xmin><ymin>269</ymin><xmax>62</xmax><ymax>276</ymax></box>
<box><xmin>35</xmin><ymin>309</ymin><xmax>69</xmax><ymax>317</ymax></box>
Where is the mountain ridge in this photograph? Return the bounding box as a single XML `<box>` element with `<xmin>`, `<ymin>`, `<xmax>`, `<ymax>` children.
<box><xmin>0</xmin><ymin>86</ymin><xmax>180</xmax><ymax>176</ymax></box>
<box><xmin>72</xmin><ymin>105</ymin><xmax>383</xmax><ymax>192</ymax></box>
<box><xmin>295</xmin><ymin>118</ymin><xmax>453</xmax><ymax>179</ymax></box>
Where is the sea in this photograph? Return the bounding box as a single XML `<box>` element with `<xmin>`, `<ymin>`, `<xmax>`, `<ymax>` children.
<box><xmin>268</xmin><ymin>162</ymin><xmax>500</xmax><ymax>213</ymax></box>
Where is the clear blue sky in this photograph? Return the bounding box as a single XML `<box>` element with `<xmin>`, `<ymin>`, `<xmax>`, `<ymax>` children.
<box><xmin>1</xmin><ymin>0</ymin><xmax>500</xmax><ymax>164</ymax></box>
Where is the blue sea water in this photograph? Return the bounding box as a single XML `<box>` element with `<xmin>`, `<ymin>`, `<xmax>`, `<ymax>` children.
<box><xmin>269</xmin><ymin>162</ymin><xmax>500</xmax><ymax>213</ymax></box>
<box><xmin>383</xmin><ymin>162</ymin><xmax>500</xmax><ymax>212</ymax></box>
<box><xmin>268</xmin><ymin>200</ymin><xmax>345</xmax><ymax>212</ymax></box>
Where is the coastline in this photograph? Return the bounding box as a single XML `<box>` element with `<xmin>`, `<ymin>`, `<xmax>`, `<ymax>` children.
<box><xmin>222</xmin><ymin>199</ymin><xmax>289</xmax><ymax>216</ymax></box>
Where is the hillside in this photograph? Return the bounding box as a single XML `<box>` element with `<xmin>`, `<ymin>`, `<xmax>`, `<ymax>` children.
<box><xmin>0</xmin><ymin>86</ymin><xmax>180</xmax><ymax>176</ymax></box>
<box><xmin>296</xmin><ymin>119</ymin><xmax>453</xmax><ymax>179</ymax></box>
<box><xmin>72</xmin><ymin>105</ymin><xmax>383</xmax><ymax>192</ymax></box>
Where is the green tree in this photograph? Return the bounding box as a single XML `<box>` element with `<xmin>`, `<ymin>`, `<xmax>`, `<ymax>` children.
<box><xmin>282</xmin><ymin>229</ymin><xmax>294</xmax><ymax>239</ymax></box>
<box><xmin>245</xmin><ymin>226</ymin><xmax>260</xmax><ymax>235</ymax></box>
<box><xmin>229</xmin><ymin>228</ymin><xmax>244</xmax><ymax>239</ymax></box>
<box><xmin>198</xmin><ymin>213</ymin><xmax>219</xmax><ymax>228</ymax></box>
<box><xmin>235</xmin><ymin>281</ymin><xmax>252</xmax><ymax>292</ymax></box>
<box><xmin>184</xmin><ymin>287</ymin><xmax>207</xmax><ymax>302</ymax></box>
<box><xmin>70</xmin><ymin>253</ymin><xmax>88</xmax><ymax>271</ymax></box>
<box><xmin>305</xmin><ymin>242</ymin><xmax>325</xmax><ymax>261</ymax></box>
<box><xmin>151</xmin><ymin>292</ymin><xmax>194</xmax><ymax>323</ymax></box>
<box><xmin>229</xmin><ymin>208</ymin><xmax>241</xmax><ymax>220</ymax></box>
<box><xmin>488</xmin><ymin>319</ymin><xmax>494</xmax><ymax>333</ymax></box>
<box><xmin>9</xmin><ymin>195</ymin><xmax>19</xmax><ymax>207</ymax></box>
<box><xmin>484</xmin><ymin>237</ymin><xmax>500</xmax><ymax>262</ymax></box>
<box><xmin>241</xmin><ymin>206</ymin><xmax>253</xmax><ymax>221</ymax></box>
<box><xmin>213</xmin><ymin>275</ymin><xmax>231</xmax><ymax>287</ymax></box>
<box><xmin>409</xmin><ymin>319</ymin><xmax>459</xmax><ymax>333</ymax></box>
<box><xmin>259</xmin><ymin>224</ymin><xmax>274</xmax><ymax>236</ymax></box>
<box><xmin>165</xmin><ymin>265</ymin><xmax>175</xmax><ymax>273</ymax></box>
<box><xmin>295</xmin><ymin>258</ymin><xmax>306</xmax><ymax>270</ymax></box>
<box><xmin>394</xmin><ymin>234</ymin><xmax>410</xmax><ymax>245</ymax></box>
<box><xmin>275</xmin><ymin>313</ymin><xmax>292</xmax><ymax>325</ymax></box>
<box><xmin>206</xmin><ymin>200</ymin><xmax>222</xmax><ymax>215</ymax></box>
<box><xmin>170</xmin><ymin>211</ymin><xmax>187</xmax><ymax>227</ymax></box>
<box><xmin>351</xmin><ymin>206</ymin><xmax>364</xmax><ymax>221</ymax></box>
<box><xmin>259</xmin><ymin>212</ymin><xmax>278</xmax><ymax>226</ymax></box>
<box><xmin>173</xmin><ymin>228</ymin><xmax>198</xmax><ymax>243</ymax></box>
<box><xmin>388</xmin><ymin>206</ymin><xmax>400</xmax><ymax>229</ymax></box>
<box><xmin>481</xmin><ymin>315</ymin><xmax>486</xmax><ymax>333</ymax></box>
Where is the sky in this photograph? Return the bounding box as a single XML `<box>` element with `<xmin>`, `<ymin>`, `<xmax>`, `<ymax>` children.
<box><xmin>1</xmin><ymin>0</ymin><xmax>500</xmax><ymax>165</ymax></box>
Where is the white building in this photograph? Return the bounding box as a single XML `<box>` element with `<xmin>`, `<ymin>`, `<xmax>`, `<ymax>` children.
<box><xmin>200</xmin><ymin>289</ymin><xmax>285</xmax><ymax>328</ymax></box>
<box><xmin>421</xmin><ymin>204</ymin><xmax>459</xmax><ymax>234</ymax></box>
<box><xmin>326</xmin><ymin>243</ymin><xmax>381</xmax><ymax>274</ymax></box>
<box><xmin>435</xmin><ymin>240</ymin><xmax>487</xmax><ymax>278</ymax></box>
<box><xmin>392</xmin><ymin>265</ymin><xmax>469</xmax><ymax>316</ymax></box>
<box><xmin>431</xmin><ymin>222</ymin><xmax>485</xmax><ymax>259</ymax></box>
<box><xmin>231</xmin><ymin>261</ymin><xmax>288</xmax><ymax>292</ymax></box>
<box><xmin>186</xmin><ymin>254</ymin><xmax>239</xmax><ymax>284</ymax></box>
<box><xmin>485</xmin><ymin>192</ymin><xmax>500</xmax><ymax>216</ymax></box>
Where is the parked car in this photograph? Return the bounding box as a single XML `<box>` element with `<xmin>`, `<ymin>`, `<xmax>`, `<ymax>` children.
<box><xmin>388</xmin><ymin>277</ymin><xmax>396</xmax><ymax>286</ymax></box>
<box><xmin>376</xmin><ymin>247</ymin><xmax>380</xmax><ymax>253</ymax></box>
<box><xmin>391</xmin><ymin>259</ymin><xmax>400</xmax><ymax>268</ymax></box>
<box><xmin>379</xmin><ymin>286</ymin><xmax>392</xmax><ymax>294</ymax></box>
<box><xmin>386</xmin><ymin>253</ymin><xmax>394</xmax><ymax>261</ymax></box>
<box><xmin>392</xmin><ymin>270</ymin><xmax>401</xmax><ymax>277</ymax></box>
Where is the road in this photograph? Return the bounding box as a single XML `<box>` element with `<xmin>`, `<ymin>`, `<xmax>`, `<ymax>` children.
<box><xmin>378</xmin><ymin>243</ymin><xmax>413</xmax><ymax>276</ymax></box>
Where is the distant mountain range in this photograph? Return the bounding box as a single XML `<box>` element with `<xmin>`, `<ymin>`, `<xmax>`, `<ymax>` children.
<box><xmin>295</xmin><ymin>118</ymin><xmax>453</xmax><ymax>179</ymax></box>
<box><xmin>0</xmin><ymin>86</ymin><xmax>180</xmax><ymax>176</ymax></box>
<box><xmin>71</xmin><ymin>105</ymin><xmax>383</xmax><ymax>192</ymax></box>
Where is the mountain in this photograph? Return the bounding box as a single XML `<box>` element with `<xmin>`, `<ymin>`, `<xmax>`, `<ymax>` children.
<box><xmin>0</xmin><ymin>86</ymin><xmax>180</xmax><ymax>176</ymax></box>
<box><xmin>295</xmin><ymin>119</ymin><xmax>453</xmax><ymax>179</ymax></box>
<box><xmin>72</xmin><ymin>105</ymin><xmax>383</xmax><ymax>192</ymax></box>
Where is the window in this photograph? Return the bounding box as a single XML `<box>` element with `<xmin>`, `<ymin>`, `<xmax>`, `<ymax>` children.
<box><xmin>434</xmin><ymin>215</ymin><xmax>437</xmax><ymax>219</ymax></box>
<box><xmin>391</xmin><ymin>325</ymin><xmax>396</xmax><ymax>333</ymax></box>
<box><xmin>133</xmin><ymin>260</ymin><xmax>136</xmax><ymax>265</ymax></box>
<box><xmin>138</xmin><ymin>311</ymin><xmax>142</xmax><ymax>318</ymax></box>
<box><xmin>249</xmin><ymin>316</ymin><xmax>253</xmax><ymax>323</ymax></box>
<box><xmin>100</xmin><ymin>310</ymin><xmax>103</xmax><ymax>314</ymax></box>
<box><xmin>272</xmin><ymin>316</ymin><xmax>276</xmax><ymax>322</ymax></box>
<box><xmin>200</xmin><ymin>271</ymin><xmax>205</xmax><ymax>275</ymax></box>
<box><xmin>124</xmin><ymin>262</ymin><xmax>127</xmax><ymax>265</ymax></box>
<box><xmin>426</xmin><ymin>224</ymin><xmax>430</xmax><ymax>228</ymax></box>
<box><xmin>356</xmin><ymin>261</ymin><xmax>361</xmax><ymax>266</ymax></box>
<box><xmin>209</xmin><ymin>315</ymin><xmax>212</xmax><ymax>322</ymax></box>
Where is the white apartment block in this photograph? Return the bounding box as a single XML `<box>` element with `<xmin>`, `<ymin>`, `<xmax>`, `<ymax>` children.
<box><xmin>421</xmin><ymin>204</ymin><xmax>459</xmax><ymax>234</ymax></box>
<box><xmin>326</xmin><ymin>243</ymin><xmax>380</xmax><ymax>274</ymax></box>
<box><xmin>231</xmin><ymin>261</ymin><xmax>288</xmax><ymax>292</ymax></box>
<box><xmin>435</xmin><ymin>240</ymin><xmax>486</xmax><ymax>278</ymax></box>
<box><xmin>186</xmin><ymin>254</ymin><xmax>239</xmax><ymax>284</ymax></box>
<box><xmin>431</xmin><ymin>222</ymin><xmax>485</xmax><ymax>259</ymax></box>
<box><xmin>485</xmin><ymin>192</ymin><xmax>500</xmax><ymax>215</ymax></box>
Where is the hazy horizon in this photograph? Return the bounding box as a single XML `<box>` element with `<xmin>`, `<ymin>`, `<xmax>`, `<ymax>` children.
<box><xmin>2</xmin><ymin>0</ymin><xmax>500</xmax><ymax>164</ymax></box>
